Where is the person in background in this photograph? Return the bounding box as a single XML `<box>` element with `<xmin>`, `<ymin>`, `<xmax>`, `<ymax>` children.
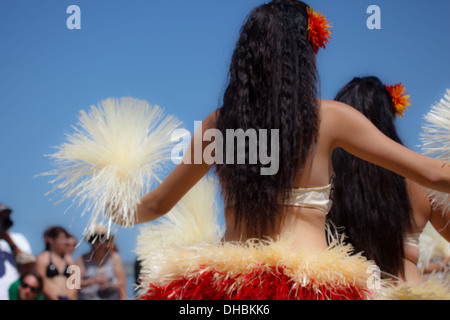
<box><xmin>77</xmin><ymin>226</ymin><xmax>127</xmax><ymax>300</ymax></box>
<box><xmin>65</xmin><ymin>234</ymin><xmax>77</xmax><ymax>256</ymax></box>
<box><xmin>329</xmin><ymin>76</ymin><xmax>450</xmax><ymax>284</ymax></box>
<box><xmin>0</xmin><ymin>203</ymin><xmax>33</xmax><ymax>300</ymax></box>
<box><xmin>36</xmin><ymin>226</ymin><xmax>77</xmax><ymax>300</ymax></box>
<box><xmin>8</xmin><ymin>271</ymin><xmax>44</xmax><ymax>300</ymax></box>
<box><xmin>15</xmin><ymin>252</ymin><xmax>37</xmax><ymax>277</ymax></box>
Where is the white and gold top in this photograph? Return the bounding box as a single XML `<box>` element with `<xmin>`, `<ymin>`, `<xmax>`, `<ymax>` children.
<box><xmin>283</xmin><ymin>184</ymin><xmax>333</xmax><ymax>214</ymax></box>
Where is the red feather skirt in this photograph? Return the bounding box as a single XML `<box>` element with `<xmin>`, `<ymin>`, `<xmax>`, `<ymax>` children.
<box><xmin>140</xmin><ymin>266</ymin><xmax>367</xmax><ymax>300</ymax></box>
<box><xmin>137</xmin><ymin>240</ymin><xmax>374</xmax><ymax>300</ymax></box>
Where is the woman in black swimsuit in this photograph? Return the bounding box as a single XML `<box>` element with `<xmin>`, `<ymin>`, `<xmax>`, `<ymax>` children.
<box><xmin>36</xmin><ymin>226</ymin><xmax>77</xmax><ymax>300</ymax></box>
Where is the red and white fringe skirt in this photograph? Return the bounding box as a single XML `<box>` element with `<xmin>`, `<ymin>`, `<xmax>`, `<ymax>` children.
<box><xmin>137</xmin><ymin>239</ymin><xmax>376</xmax><ymax>300</ymax></box>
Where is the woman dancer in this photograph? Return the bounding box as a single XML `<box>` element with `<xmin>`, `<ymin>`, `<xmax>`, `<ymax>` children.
<box><xmin>87</xmin><ymin>0</ymin><xmax>450</xmax><ymax>299</ymax></box>
<box><xmin>328</xmin><ymin>76</ymin><xmax>450</xmax><ymax>285</ymax></box>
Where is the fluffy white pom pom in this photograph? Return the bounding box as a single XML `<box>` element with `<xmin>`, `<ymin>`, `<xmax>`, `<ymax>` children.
<box><xmin>420</xmin><ymin>89</ymin><xmax>450</xmax><ymax>216</ymax></box>
<box><xmin>40</xmin><ymin>97</ymin><xmax>182</xmax><ymax>237</ymax></box>
<box><xmin>136</xmin><ymin>175</ymin><xmax>223</xmax><ymax>255</ymax></box>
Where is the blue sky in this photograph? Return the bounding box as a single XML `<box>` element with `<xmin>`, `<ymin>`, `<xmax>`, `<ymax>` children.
<box><xmin>1</xmin><ymin>0</ymin><xmax>449</xmax><ymax>266</ymax></box>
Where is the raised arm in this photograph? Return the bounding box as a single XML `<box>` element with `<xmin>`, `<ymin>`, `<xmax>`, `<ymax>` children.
<box><xmin>133</xmin><ymin>110</ymin><xmax>219</xmax><ymax>225</ymax></box>
<box><xmin>326</xmin><ymin>101</ymin><xmax>450</xmax><ymax>193</ymax></box>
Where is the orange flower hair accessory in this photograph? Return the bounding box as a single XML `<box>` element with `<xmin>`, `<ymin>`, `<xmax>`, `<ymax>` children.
<box><xmin>307</xmin><ymin>7</ymin><xmax>332</xmax><ymax>54</ymax></box>
<box><xmin>385</xmin><ymin>83</ymin><xmax>411</xmax><ymax>118</ymax></box>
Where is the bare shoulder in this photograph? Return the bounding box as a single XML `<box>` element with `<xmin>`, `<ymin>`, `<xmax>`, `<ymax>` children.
<box><xmin>36</xmin><ymin>250</ymin><xmax>49</xmax><ymax>262</ymax></box>
<box><xmin>319</xmin><ymin>99</ymin><xmax>342</xmax><ymax>110</ymax></box>
<box><xmin>319</xmin><ymin>99</ymin><xmax>384</xmax><ymax>139</ymax></box>
<box><xmin>65</xmin><ymin>254</ymin><xmax>76</xmax><ymax>265</ymax></box>
<box><xmin>318</xmin><ymin>100</ymin><xmax>364</xmax><ymax>139</ymax></box>
<box><xmin>319</xmin><ymin>99</ymin><xmax>360</xmax><ymax>121</ymax></box>
<box><xmin>35</xmin><ymin>251</ymin><xmax>50</xmax><ymax>273</ymax></box>
<box><xmin>204</xmin><ymin>109</ymin><xmax>220</xmax><ymax>129</ymax></box>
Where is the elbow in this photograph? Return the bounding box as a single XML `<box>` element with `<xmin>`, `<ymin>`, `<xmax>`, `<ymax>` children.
<box><xmin>150</xmin><ymin>199</ymin><xmax>173</xmax><ymax>218</ymax></box>
<box><xmin>423</xmin><ymin>164</ymin><xmax>450</xmax><ymax>193</ymax></box>
<box><xmin>143</xmin><ymin>200</ymin><xmax>165</xmax><ymax>219</ymax></box>
<box><xmin>136</xmin><ymin>193</ymin><xmax>173</xmax><ymax>224</ymax></box>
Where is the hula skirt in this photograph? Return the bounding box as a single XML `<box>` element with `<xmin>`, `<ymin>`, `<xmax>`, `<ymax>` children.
<box><xmin>137</xmin><ymin>239</ymin><xmax>375</xmax><ymax>300</ymax></box>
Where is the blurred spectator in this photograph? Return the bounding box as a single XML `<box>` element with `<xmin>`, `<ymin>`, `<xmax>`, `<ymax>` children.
<box><xmin>134</xmin><ymin>258</ymin><xmax>144</xmax><ymax>297</ymax></box>
<box><xmin>0</xmin><ymin>204</ymin><xmax>33</xmax><ymax>300</ymax></box>
<box><xmin>36</xmin><ymin>226</ymin><xmax>77</xmax><ymax>300</ymax></box>
<box><xmin>77</xmin><ymin>225</ymin><xmax>127</xmax><ymax>300</ymax></box>
<box><xmin>66</xmin><ymin>234</ymin><xmax>77</xmax><ymax>256</ymax></box>
<box><xmin>15</xmin><ymin>251</ymin><xmax>37</xmax><ymax>276</ymax></box>
<box><xmin>134</xmin><ymin>258</ymin><xmax>142</xmax><ymax>286</ymax></box>
<box><xmin>8</xmin><ymin>271</ymin><xmax>44</xmax><ymax>300</ymax></box>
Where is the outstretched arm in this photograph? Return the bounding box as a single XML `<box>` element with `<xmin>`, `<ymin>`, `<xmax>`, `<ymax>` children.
<box><xmin>133</xmin><ymin>110</ymin><xmax>218</xmax><ymax>225</ymax></box>
<box><xmin>327</xmin><ymin>101</ymin><xmax>450</xmax><ymax>193</ymax></box>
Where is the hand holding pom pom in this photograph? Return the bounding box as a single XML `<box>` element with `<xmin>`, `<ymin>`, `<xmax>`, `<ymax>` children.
<box><xmin>104</xmin><ymin>202</ymin><xmax>130</xmax><ymax>227</ymax></box>
<box><xmin>39</xmin><ymin>97</ymin><xmax>182</xmax><ymax>238</ymax></box>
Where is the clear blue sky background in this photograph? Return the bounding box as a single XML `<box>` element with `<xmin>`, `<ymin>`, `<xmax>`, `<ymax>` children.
<box><xmin>1</xmin><ymin>0</ymin><xmax>449</xmax><ymax>271</ymax></box>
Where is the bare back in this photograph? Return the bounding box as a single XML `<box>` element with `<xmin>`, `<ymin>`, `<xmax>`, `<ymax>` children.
<box><xmin>225</xmin><ymin>100</ymin><xmax>352</xmax><ymax>249</ymax></box>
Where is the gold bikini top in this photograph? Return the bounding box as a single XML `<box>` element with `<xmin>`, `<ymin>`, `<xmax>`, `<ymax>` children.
<box><xmin>283</xmin><ymin>184</ymin><xmax>333</xmax><ymax>214</ymax></box>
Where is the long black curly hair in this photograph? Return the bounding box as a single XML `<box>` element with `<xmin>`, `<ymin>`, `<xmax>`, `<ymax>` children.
<box><xmin>215</xmin><ymin>0</ymin><xmax>319</xmax><ymax>237</ymax></box>
<box><xmin>328</xmin><ymin>76</ymin><xmax>413</xmax><ymax>278</ymax></box>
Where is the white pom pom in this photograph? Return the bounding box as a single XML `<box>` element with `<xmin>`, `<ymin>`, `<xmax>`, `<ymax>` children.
<box><xmin>40</xmin><ymin>97</ymin><xmax>182</xmax><ymax>238</ymax></box>
<box><xmin>420</xmin><ymin>89</ymin><xmax>450</xmax><ymax>216</ymax></box>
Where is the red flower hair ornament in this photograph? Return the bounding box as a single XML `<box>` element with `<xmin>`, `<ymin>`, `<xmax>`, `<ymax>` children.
<box><xmin>385</xmin><ymin>83</ymin><xmax>411</xmax><ymax>118</ymax></box>
<box><xmin>307</xmin><ymin>7</ymin><xmax>332</xmax><ymax>54</ymax></box>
